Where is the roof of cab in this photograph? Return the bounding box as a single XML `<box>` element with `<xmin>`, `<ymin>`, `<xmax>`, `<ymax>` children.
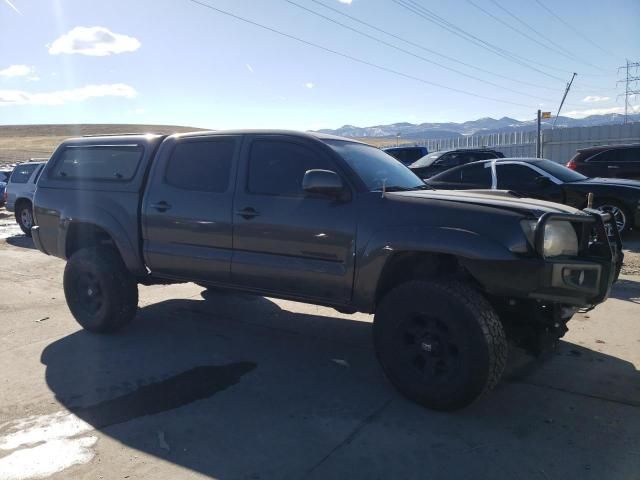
<box><xmin>170</xmin><ymin>129</ymin><xmax>366</xmax><ymax>144</ymax></box>
<box><xmin>62</xmin><ymin>130</ymin><xmax>366</xmax><ymax>145</ymax></box>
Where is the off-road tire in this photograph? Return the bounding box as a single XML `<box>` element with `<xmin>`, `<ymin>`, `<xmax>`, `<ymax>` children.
<box><xmin>64</xmin><ymin>247</ymin><xmax>138</xmax><ymax>333</ymax></box>
<box><xmin>374</xmin><ymin>280</ymin><xmax>507</xmax><ymax>411</ymax></box>
<box><xmin>16</xmin><ymin>202</ymin><xmax>33</xmax><ymax>236</ymax></box>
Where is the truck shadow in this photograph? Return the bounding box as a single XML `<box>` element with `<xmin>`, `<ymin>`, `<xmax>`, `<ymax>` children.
<box><xmin>4</xmin><ymin>234</ymin><xmax>36</xmax><ymax>249</ymax></box>
<box><xmin>39</xmin><ymin>290</ymin><xmax>640</xmax><ymax>479</ymax></box>
<box><xmin>609</xmin><ymin>278</ymin><xmax>640</xmax><ymax>304</ymax></box>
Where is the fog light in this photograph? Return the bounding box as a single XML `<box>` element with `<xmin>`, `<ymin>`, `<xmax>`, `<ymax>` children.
<box><xmin>563</xmin><ymin>268</ymin><xmax>585</xmax><ymax>287</ymax></box>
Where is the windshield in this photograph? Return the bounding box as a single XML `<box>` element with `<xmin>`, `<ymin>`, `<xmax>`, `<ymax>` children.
<box><xmin>535</xmin><ymin>159</ymin><xmax>588</xmax><ymax>182</ymax></box>
<box><xmin>325</xmin><ymin>140</ymin><xmax>425</xmax><ymax>191</ymax></box>
<box><xmin>409</xmin><ymin>151</ymin><xmax>445</xmax><ymax>168</ymax></box>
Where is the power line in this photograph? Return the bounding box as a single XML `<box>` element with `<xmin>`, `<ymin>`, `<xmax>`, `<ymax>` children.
<box><xmin>284</xmin><ymin>0</ymin><xmax>562</xmax><ymax>103</ymax></box>
<box><xmin>487</xmin><ymin>0</ymin><xmax>602</xmax><ymax>71</ymax></box>
<box><xmin>392</xmin><ymin>0</ymin><xmax>572</xmax><ymax>81</ymax></box>
<box><xmin>532</xmin><ymin>0</ymin><xmax>616</xmax><ymax>58</ymax></box>
<box><xmin>467</xmin><ymin>0</ymin><xmax>599</xmax><ymax>71</ymax></box>
<box><xmin>309</xmin><ymin>0</ymin><xmax>566</xmax><ymax>93</ymax></box>
<box><xmin>184</xmin><ymin>0</ymin><xmax>535</xmax><ymax>108</ymax></box>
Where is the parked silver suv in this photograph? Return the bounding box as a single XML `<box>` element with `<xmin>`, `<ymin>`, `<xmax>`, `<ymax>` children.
<box><xmin>5</xmin><ymin>160</ymin><xmax>47</xmax><ymax>236</ymax></box>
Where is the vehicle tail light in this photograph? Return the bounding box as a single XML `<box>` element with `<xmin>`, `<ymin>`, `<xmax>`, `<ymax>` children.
<box><xmin>566</xmin><ymin>159</ymin><xmax>577</xmax><ymax>170</ymax></box>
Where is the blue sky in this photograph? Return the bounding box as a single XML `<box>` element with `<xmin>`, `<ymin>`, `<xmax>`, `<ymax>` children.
<box><xmin>0</xmin><ymin>0</ymin><xmax>638</xmax><ymax>130</ymax></box>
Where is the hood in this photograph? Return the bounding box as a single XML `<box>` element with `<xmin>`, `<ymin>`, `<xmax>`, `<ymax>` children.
<box><xmin>574</xmin><ymin>177</ymin><xmax>640</xmax><ymax>189</ymax></box>
<box><xmin>390</xmin><ymin>189</ymin><xmax>582</xmax><ymax>217</ymax></box>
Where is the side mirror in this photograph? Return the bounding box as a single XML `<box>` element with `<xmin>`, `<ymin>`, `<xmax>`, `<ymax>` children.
<box><xmin>302</xmin><ymin>169</ymin><xmax>344</xmax><ymax>196</ymax></box>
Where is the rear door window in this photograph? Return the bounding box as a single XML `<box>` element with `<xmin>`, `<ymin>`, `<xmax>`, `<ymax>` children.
<box><xmin>50</xmin><ymin>145</ymin><xmax>143</xmax><ymax>181</ymax></box>
<box><xmin>165</xmin><ymin>140</ymin><xmax>235</xmax><ymax>192</ymax></box>
<box><xmin>496</xmin><ymin>164</ymin><xmax>543</xmax><ymax>189</ymax></box>
<box><xmin>10</xmin><ymin>164</ymin><xmax>38</xmax><ymax>184</ymax></box>
<box><xmin>619</xmin><ymin>147</ymin><xmax>640</xmax><ymax>162</ymax></box>
<box><xmin>460</xmin><ymin>162</ymin><xmax>492</xmax><ymax>187</ymax></box>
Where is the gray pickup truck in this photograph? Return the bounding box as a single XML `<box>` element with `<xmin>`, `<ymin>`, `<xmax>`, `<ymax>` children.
<box><xmin>32</xmin><ymin>130</ymin><xmax>623</xmax><ymax>410</ymax></box>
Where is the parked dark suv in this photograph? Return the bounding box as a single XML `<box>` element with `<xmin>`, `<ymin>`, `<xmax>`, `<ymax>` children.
<box><xmin>409</xmin><ymin>148</ymin><xmax>504</xmax><ymax>178</ymax></box>
<box><xmin>383</xmin><ymin>146</ymin><xmax>428</xmax><ymax>166</ymax></box>
<box><xmin>567</xmin><ymin>144</ymin><xmax>640</xmax><ymax>180</ymax></box>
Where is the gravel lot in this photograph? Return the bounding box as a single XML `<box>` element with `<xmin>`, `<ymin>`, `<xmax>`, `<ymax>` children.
<box><xmin>0</xmin><ymin>208</ymin><xmax>638</xmax><ymax>480</ymax></box>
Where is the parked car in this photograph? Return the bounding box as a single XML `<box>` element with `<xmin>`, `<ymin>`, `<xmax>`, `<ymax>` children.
<box><xmin>383</xmin><ymin>146</ymin><xmax>428</xmax><ymax>166</ymax></box>
<box><xmin>0</xmin><ymin>168</ymin><xmax>13</xmax><ymax>208</ymax></box>
<box><xmin>32</xmin><ymin>131</ymin><xmax>622</xmax><ymax>411</ymax></box>
<box><xmin>566</xmin><ymin>144</ymin><xmax>640</xmax><ymax>180</ymax></box>
<box><xmin>5</xmin><ymin>161</ymin><xmax>47</xmax><ymax>235</ymax></box>
<box><xmin>425</xmin><ymin>158</ymin><xmax>640</xmax><ymax>233</ymax></box>
<box><xmin>409</xmin><ymin>148</ymin><xmax>504</xmax><ymax>178</ymax></box>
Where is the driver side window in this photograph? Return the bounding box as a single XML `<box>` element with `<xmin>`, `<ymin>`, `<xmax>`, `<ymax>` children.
<box><xmin>496</xmin><ymin>164</ymin><xmax>543</xmax><ymax>190</ymax></box>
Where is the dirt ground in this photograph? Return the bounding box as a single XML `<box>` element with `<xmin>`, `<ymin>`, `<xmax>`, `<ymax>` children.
<box><xmin>0</xmin><ymin>208</ymin><xmax>638</xmax><ymax>480</ymax></box>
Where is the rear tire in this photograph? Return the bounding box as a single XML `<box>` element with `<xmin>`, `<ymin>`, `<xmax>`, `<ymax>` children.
<box><xmin>64</xmin><ymin>247</ymin><xmax>138</xmax><ymax>333</ymax></box>
<box><xmin>16</xmin><ymin>202</ymin><xmax>33</xmax><ymax>236</ymax></box>
<box><xmin>374</xmin><ymin>280</ymin><xmax>507</xmax><ymax>411</ymax></box>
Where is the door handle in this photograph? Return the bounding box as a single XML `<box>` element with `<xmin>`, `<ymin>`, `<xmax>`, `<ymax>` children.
<box><xmin>607</xmin><ymin>165</ymin><xmax>620</xmax><ymax>169</ymax></box>
<box><xmin>150</xmin><ymin>201</ymin><xmax>172</xmax><ymax>212</ymax></box>
<box><xmin>235</xmin><ymin>207</ymin><xmax>260</xmax><ymax>219</ymax></box>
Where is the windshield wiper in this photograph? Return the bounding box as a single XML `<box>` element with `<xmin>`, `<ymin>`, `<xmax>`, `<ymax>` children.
<box><xmin>374</xmin><ymin>184</ymin><xmax>434</xmax><ymax>192</ymax></box>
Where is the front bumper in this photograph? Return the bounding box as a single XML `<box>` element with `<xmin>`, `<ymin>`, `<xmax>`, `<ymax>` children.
<box><xmin>464</xmin><ymin>210</ymin><xmax>623</xmax><ymax>307</ymax></box>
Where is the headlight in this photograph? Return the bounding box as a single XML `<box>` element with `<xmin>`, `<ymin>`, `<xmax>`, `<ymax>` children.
<box><xmin>521</xmin><ymin>219</ymin><xmax>578</xmax><ymax>257</ymax></box>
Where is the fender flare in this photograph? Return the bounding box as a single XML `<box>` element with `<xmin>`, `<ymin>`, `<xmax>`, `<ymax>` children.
<box><xmin>57</xmin><ymin>204</ymin><xmax>145</xmax><ymax>275</ymax></box>
<box><xmin>352</xmin><ymin>225</ymin><xmax>515</xmax><ymax>311</ymax></box>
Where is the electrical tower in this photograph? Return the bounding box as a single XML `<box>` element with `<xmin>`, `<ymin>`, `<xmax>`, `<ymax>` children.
<box><xmin>618</xmin><ymin>60</ymin><xmax>640</xmax><ymax>123</ymax></box>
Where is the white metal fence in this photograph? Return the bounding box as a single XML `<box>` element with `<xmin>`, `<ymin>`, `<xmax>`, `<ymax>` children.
<box><xmin>391</xmin><ymin>122</ymin><xmax>640</xmax><ymax>163</ymax></box>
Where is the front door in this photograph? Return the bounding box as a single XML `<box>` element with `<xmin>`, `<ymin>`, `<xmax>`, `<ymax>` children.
<box><xmin>231</xmin><ymin>135</ymin><xmax>357</xmax><ymax>303</ymax></box>
<box><xmin>142</xmin><ymin>135</ymin><xmax>239</xmax><ymax>282</ymax></box>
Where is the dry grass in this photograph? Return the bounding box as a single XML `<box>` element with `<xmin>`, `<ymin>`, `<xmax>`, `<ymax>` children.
<box><xmin>0</xmin><ymin>124</ymin><xmax>205</xmax><ymax>166</ymax></box>
<box><xmin>0</xmin><ymin>124</ymin><xmax>423</xmax><ymax>166</ymax></box>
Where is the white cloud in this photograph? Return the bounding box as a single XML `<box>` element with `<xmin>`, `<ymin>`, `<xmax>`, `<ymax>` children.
<box><xmin>338</xmin><ymin>0</ymin><xmax>353</xmax><ymax>4</ymax></box>
<box><xmin>582</xmin><ymin>95</ymin><xmax>610</xmax><ymax>103</ymax></box>
<box><xmin>246</xmin><ymin>63</ymin><xmax>254</xmax><ymax>74</ymax></box>
<box><xmin>0</xmin><ymin>65</ymin><xmax>34</xmax><ymax>78</ymax></box>
<box><xmin>305</xmin><ymin>82</ymin><xmax>315</xmax><ymax>89</ymax></box>
<box><xmin>564</xmin><ymin>105</ymin><xmax>640</xmax><ymax>118</ymax></box>
<box><xmin>0</xmin><ymin>83</ymin><xmax>137</xmax><ymax>106</ymax></box>
<box><xmin>27</xmin><ymin>76</ymin><xmax>40</xmax><ymax>82</ymax></box>
<box><xmin>49</xmin><ymin>26</ymin><xmax>141</xmax><ymax>56</ymax></box>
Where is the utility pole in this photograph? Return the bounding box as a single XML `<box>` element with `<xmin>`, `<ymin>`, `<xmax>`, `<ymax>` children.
<box><xmin>536</xmin><ymin>109</ymin><xmax>541</xmax><ymax>158</ymax></box>
<box><xmin>553</xmin><ymin>72</ymin><xmax>577</xmax><ymax>128</ymax></box>
<box><xmin>617</xmin><ymin>60</ymin><xmax>640</xmax><ymax>124</ymax></box>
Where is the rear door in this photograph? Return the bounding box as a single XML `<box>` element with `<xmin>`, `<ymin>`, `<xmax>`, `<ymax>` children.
<box><xmin>583</xmin><ymin>149</ymin><xmax>617</xmax><ymax>178</ymax></box>
<box><xmin>231</xmin><ymin>135</ymin><xmax>357</xmax><ymax>302</ymax></box>
<box><xmin>142</xmin><ymin>135</ymin><xmax>240</xmax><ymax>282</ymax></box>
<box><xmin>615</xmin><ymin>147</ymin><xmax>640</xmax><ymax>180</ymax></box>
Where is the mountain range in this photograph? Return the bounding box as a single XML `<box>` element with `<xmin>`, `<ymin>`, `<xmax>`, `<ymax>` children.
<box><xmin>317</xmin><ymin>113</ymin><xmax>640</xmax><ymax>140</ymax></box>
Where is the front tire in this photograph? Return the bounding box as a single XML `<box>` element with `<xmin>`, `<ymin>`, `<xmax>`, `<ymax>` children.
<box><xmin>374</xmin><ymin>280</ymin><xmax>507</xmax><ymax>411</ymax></box>
<box><xmin>16</xmin><ymin>202</ymin><xmax>34</xmax><ymax>236</ymax></box>
<box><xmin>64</xmin><ymin>247</ymin><xmax>138</xmax><ymax>333</ymax></box>
<box><xmin>594</xmin><ymin>200</ymin><xmax>630</xmax><ymax>233</ymax></box>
